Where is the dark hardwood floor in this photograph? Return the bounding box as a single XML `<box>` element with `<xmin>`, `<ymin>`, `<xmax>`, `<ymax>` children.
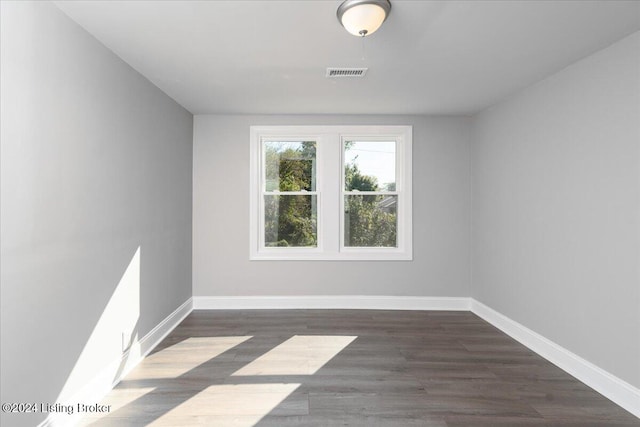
<box><xmin>80</xmin><ymin>310</ymin><xmax>639</xmax><ymax>426</ymax></box>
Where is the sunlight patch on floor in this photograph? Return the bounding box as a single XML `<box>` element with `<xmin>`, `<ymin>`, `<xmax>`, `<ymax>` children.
<box><xmin>126</xmin><ymin>336</ymin><xmax>253</xmax><ymax>380</ymax></box>
<box><xmin>77</xmin><ymin>387</ymin><xmax>155</xmax><ymax>426</ymax></box>
<box><xmin>232</xmin><ymin>335</ymin><xmax>357</xmax><ymax>376</ymax></box>
<box><xmin>150</xmin><ymin>383</ymin><xmax>302</xmax><ymax>427</ymax></box>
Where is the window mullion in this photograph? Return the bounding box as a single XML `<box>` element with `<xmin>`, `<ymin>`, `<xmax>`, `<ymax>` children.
<box><xmin>319</xmin><ymin>134</ymin><xmax>340</xmax><ymax>254</ymax></box>
<box><xmin>343</xmin><ymin>191</ymin><xmax>399</xmax><ymax>196</ymax></box>
<box><xmin>262</xmin><ymin>191</ymin><xmax>318</xmax><ymax>196</ymax></box>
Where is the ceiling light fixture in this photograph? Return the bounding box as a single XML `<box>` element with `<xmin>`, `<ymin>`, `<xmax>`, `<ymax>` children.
<box><xmin>337</xmin><ymin>0</ymin><xmax>391</xmax><ymax>37</ymax></box>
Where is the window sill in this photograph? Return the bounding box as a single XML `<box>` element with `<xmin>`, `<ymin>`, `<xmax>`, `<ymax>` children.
<box><xmin>249</xmin><ymin>251</ymin><xmax>413</xmax><ymax>261</ymax></box>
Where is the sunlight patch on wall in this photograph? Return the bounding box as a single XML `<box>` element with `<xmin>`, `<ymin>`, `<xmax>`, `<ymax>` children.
<box><xmin>232</xmin><ymin>335</ymin><xmax>357</xmax><ymax>376</ymax></box>
<box><xmin>56</xmin><ymin>247</ymin><xmax>141</xmax><ymax>405</ymax></box>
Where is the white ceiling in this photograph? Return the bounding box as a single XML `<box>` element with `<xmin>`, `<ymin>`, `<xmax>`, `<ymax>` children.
<box><xmin>54</xmin><ymin>0</ymin><xmax>640</xmax><ymax>115</ymax></box>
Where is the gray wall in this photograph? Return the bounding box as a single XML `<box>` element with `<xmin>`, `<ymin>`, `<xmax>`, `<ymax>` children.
<box><xmin>2</xmin><ymin>2</ymin><xmax>636</xmax><ymax>424</ymax></box>
<box><xmin>193</xmin><ymin>115</ymin><xmax>471</xmax><ymax>297</ymax></box>
<box><xmin>0</xmin><ymin>2</ymin><xmax>193</xmax><ymax>426</ymax></box>
<box><xmin>472</xmin><ymin>32</ymin><xmax>640</xmax><ymax>388</ymax></box>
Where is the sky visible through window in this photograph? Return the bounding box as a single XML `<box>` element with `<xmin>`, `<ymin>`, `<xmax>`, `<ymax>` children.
<box><xmin>344</xmin><ymin>141</ymin><xmax>396</xmax><ymax>189</ymax></box>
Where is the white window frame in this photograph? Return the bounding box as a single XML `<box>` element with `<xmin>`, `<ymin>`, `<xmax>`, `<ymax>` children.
<box><xmin>250</xmin><ymin>125</ymin><xmax>412</xmax><ymax>261</ymax></box>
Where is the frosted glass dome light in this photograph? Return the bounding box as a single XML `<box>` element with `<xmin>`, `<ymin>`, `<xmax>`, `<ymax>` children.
<box><xmin>337</xmin><ymin>0</ymin><xmax>391</xmax><ymax>37</ymax></box>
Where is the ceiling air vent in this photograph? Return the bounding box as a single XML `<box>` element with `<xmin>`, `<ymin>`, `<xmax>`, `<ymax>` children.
<box><xmin>326</xmin><ymin>67</ymin><xmax>368</xmax><ymax>78</ymax></box>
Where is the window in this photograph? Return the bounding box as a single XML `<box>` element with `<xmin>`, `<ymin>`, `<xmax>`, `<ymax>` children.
<box><xmin>250</xmin><ymin>126</ymin><xmax>412</xmax><ymax>260</ymax></box>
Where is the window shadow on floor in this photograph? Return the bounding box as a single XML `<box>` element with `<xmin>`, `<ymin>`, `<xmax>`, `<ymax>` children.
<box><xmin>81</xmin><ymin>314</ymin><xmax>358</xmax><ymax>426</ymax></box>
<box><xmin>81</xmin><ymin>310</ymin><xmax>640</xmax><ymax>427</ymax></box>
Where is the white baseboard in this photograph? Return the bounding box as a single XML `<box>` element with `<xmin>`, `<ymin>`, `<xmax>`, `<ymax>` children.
<box><xmin>470</xmin><ymin>299</ymin><xmax>640</xmax><ymax>419</ymax></box>
<box><xmin>193</xmin><ymin>295</ymin><xmax>639</xmax><ymax>418</ymax></box>
<box><xmin>193</xmin><ymin>295</ymin><xmax>472</xmax><ymax>311</ymax></box>
<box><xmin>36</xmin><ymin>295</ymin><xmax>638</xmax><ymax>425</ymax></box>
<box><xmin>38</xmin><ymin>298</ymin><xmax>193</xmax><ymax>427</ymax></box>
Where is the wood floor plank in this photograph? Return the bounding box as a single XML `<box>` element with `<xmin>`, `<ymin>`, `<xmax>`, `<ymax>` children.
<box><xmin>80</xmin><ymin>310</ymin><xmax>639</xmax><ymax>426</ymax></box>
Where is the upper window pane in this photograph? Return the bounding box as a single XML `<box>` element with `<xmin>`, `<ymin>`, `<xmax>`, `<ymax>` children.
<box><xmin>344</xmin><ymin>141</ymin><xmax>396</xmax><ymax>192</ymax></box>
<box><xmin>265</xmin><ymin>141</ymin><xmax>316</xmax><ymax>192</ymax></box>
